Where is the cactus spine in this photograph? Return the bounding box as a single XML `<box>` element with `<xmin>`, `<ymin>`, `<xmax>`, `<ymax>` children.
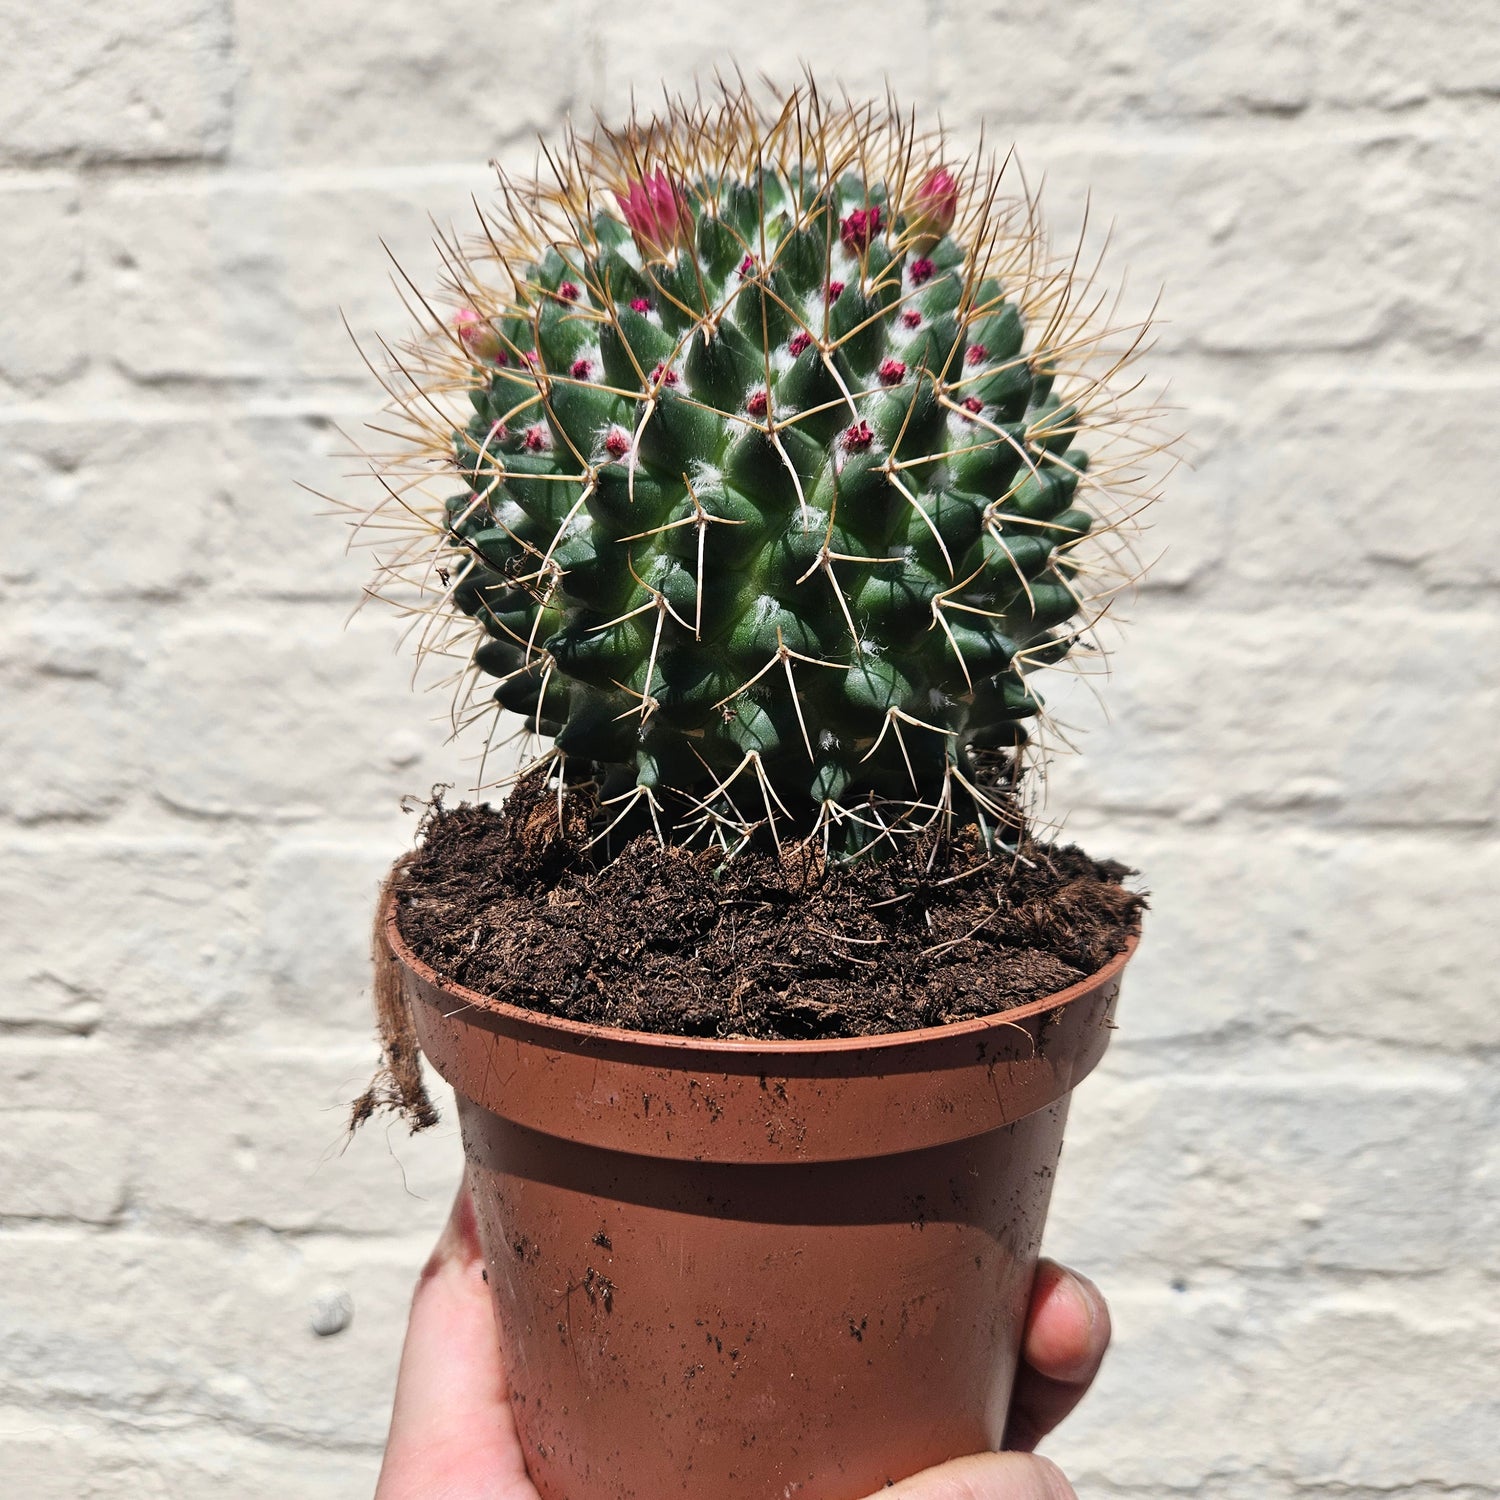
<box><xmin>354</xmin><ymin>83</ymin><xmax>1159</xmax><ymax>859</ymax></box>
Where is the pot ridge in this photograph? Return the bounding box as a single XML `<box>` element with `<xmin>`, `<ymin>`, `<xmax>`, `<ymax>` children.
<box><xmin>389</xmin><ymin>889</ymin><xmax>1133</xmax><ymax>1164</ymax></box>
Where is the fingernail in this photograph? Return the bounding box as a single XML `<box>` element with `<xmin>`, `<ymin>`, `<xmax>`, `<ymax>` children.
<box><xmin>1062</xmin><ymin>1269</ymin><xmax>1101</xmax><ymax>1331</ymax></box>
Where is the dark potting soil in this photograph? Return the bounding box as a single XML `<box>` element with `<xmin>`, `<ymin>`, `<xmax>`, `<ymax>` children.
<box><xmin>394</xmin><ymin>776</ymin><xmax>1144</xmax><ymax>1042</ymax></box>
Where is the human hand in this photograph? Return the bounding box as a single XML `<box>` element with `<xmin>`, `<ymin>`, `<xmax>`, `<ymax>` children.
<box><xmin>375</xmin><ymin>1184</ymin><xmax>1110</xmax><ymax>1500</ymax></box>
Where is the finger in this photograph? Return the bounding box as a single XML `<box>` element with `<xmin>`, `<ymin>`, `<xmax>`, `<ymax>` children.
<box><xmin>376</xmin><ymin>1181</ymin><xmax>535</xmax><ymax>1500</ymax></box>
<box><xmin>1004</xmin><ymin>1260</ymin><xmax>1111</xmax><ymax>1453</ymax></box>
<box><xmin>869</xmin><ymin>1451</ymin><xmax>1077</xmax><ymax>1499</ymax></box>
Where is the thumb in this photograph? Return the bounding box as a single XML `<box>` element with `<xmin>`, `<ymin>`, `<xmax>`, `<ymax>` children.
<box><xmin>871</xmin><ymin>1451</ymin><xmax>1077</xmax><ymax>1500</ymax></box>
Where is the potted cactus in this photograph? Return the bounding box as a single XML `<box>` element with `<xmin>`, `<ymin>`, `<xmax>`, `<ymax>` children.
<box><xmin>349</xmin><ymin>81</ymin><xmax>1158</xmax><ymax>1500</ymax></box>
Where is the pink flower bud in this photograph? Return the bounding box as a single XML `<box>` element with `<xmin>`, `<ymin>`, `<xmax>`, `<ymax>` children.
<box><xmin>454</xmin><ymin>308</ymin><xmax>504</xmax><ymax>364</ymax></box>
<box><xmin>614</xmin><ymin>169</ymin><xmax>695</xmax><ymax>263</ymax></box>
<box><xmin>908</xmin><ymin>168</ymin><xmax>959</xmax><ymax>250</ymax></box>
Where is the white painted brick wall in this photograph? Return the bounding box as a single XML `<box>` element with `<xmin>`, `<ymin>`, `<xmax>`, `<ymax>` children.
<box><xmin>2</xmin><ymin>2</ymin><xmax>1496</xmax><ymax>1494</ymax></box>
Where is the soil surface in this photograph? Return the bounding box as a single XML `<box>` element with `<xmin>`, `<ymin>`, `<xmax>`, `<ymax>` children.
<box><xmin>394</xmin><ymin>777</ymin><xmax>1145</xmax><ymax>1042</ymax></box>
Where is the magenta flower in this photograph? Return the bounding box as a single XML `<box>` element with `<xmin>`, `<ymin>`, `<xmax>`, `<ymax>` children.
<box><xmin>841</xmin><ymin>419</ymin><xmax>874</xmax><ymax>452</ymax></box>
<box><xmin>839</xmin><ymin>205</ymin><xmax>883</xmax><ymax>255</ymax></box>
<box><xmin>614</xmin><ymin>169</ymin><xmax>694</xmax><ymax>262</ymax></box>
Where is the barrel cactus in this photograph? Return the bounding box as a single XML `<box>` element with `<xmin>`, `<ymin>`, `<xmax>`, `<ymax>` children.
<box><xmin>355</xmin><ymin>83</ymin><xmax>1157</xmax><ymax>858</ymax></box>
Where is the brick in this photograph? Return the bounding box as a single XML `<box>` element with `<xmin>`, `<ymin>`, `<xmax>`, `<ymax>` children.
<box><xmin>1047</xmin><ymin>1070</ymin><xmax>1472</xmax><ymax>1276</ymax></box>
<box><xmin>1051</xmin><ymin>1286</ymin><xmax>1500</xmax><ymax>1492</ymax></box>
<box><xmin>0</xmin><ymin>837</ymin><xmax>255</xmax><ymax>1030</ymax></box>
<box><xmin>1134</xmin><ymin>828</ymin><xmax>1500</xmax><ymax>1050</ymax></box>
<box><xmin>996</xmin><ymin>130</ymin><xmax>1473</xmax><ymax>356</ymax></box>
<box><xmin>201</xmin><ymin>411</ymin><xmax>382</xmax><ymax>599</ymax></box>
<box><xmin>587</xmin><ymin>0</ymin><xmax>938</xmax><ymax>115</ymax></box>
<box><xmin>1314</xmin><ymin>0</ymin><xmax>1500</xmax><ymax>105</ymax></box>
<box><xmin>0</xmin><ymin>1407</ymin><xmax>373</xmax><ymax>1500</ymax></box>
<box><xmin>1088</xmin><ymin>829</ymin><xmax>1500</xmax><ymax>1047</ymax></box>
<box><xmin>0</xmin><ymin>416</ymin><xmax>220</xmax><ymax>597</ymax></box>
<box><xmin>1224</xmin><ymin>380</ymin><xmax>1500</xmax><ymax>592</ymax></box>
<box><xmin>1130</xmin><ymin>385</ymin><xmax>1231</xmax><ymax>592</ymax></box>
<box><xmin>232</xmin><ymin>0</ymin><xmax>579</xmax><ymax>165</ymax></box>
<box><xmin>0</xmin><ymin>1</ymin><xmax>231</xmax><ymax>163</ymax></box>
<box><xmin>0</xmin><ymin>1041</ymin><xmax>132</xmax><ymax>1114</ymax></box>
<box><xmin>0</xmin><ymin>1229</ymin><xmax>439</xmax><ymax>1448</ymax></box>
<box><xmin>140</xmin><ymin>611</ymin><xmax>480</xmax><ymax>820</ymax></box>
<box><xmin>1044</xmin><ymin>607</ymin><xmax>1500</xmax><ymax>825</ymax></box>
<box><xmin>0</xmin><ymin>614</ymin><xmax>141</xmax><ymax>822</ymax></box>
<box><xmin>0</xmin><ymin>1113</ymin><xmax>127</xmax><ymax>1223</ymax></box>
<box><xmin>1294</xmin><ymin>835</ymin><xmax>1500</xmax><ymax>1046</ymax></box>
<box><xmin>0</xmin><ymin>973</ymin><xmax>101</xmax><ymax>1035</ymax></box>
<box><xmin>936</xmin><ymin>0</ymin><xmax>1315</xmax><ymax>121</ymax></box>
<box><xmin>1260</xmin><ymin>1296</ymin><xmax>1500</xmax><ymax>1487</ymax></box>
<box><xmin>0</xmin><ymin>407</ymin><xmax>437</xmax><ymax>604</ymax></box>
<box><xmin>1042</xmin><ymin>1282</ymin><xmax>1254</xmax><ymax>1490</ymax></box>
<box><xmin>0</xmin><ymin>178</ymin><xmax>84</xmax><ymax>392</ymax></box>
<box><xmin>120</xmin><ymin>1046</ymin><xmax>458</xmax><ymax>1233</ymax></box>
<box><xmin>96</xmin><ymin>175</ymin><xmax>485</xmax><ymax>384</ymax></box>
<box><xmin>259</xmin><ymin>839</ymin><xmax>414</xmax><ymax>1034</ymax></box>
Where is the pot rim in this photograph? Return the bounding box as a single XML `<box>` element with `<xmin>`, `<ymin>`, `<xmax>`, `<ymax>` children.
<box><xmin>385</xmin><ymin>879</ymin><xmax>1138</xmax><ymax>1059</ymax></box>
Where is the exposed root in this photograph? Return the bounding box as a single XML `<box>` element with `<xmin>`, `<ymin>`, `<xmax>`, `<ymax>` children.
<box><xmin>348</xmin><ymin>855</ymin><xmax>439</xmax><ymax>1135</ymax></box>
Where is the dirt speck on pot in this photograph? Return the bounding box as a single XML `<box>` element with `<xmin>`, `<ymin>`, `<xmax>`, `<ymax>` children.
<box><xmin>394</xmin><ymin>773</ymin><xmax>1144</xmax><ymax>1042</ymax></box>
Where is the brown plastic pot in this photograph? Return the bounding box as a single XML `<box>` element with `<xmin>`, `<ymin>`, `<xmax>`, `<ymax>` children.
<box><xmin>387</xmin><ymin>885</ymin><xmax>1133</xmax><ymax>1500</ymax></box>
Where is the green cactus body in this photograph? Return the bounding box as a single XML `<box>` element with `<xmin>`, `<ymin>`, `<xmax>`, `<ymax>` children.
<box><xmin>362</xmin><ymin>87</ymin><xmax>1150</xmax><ymax>857</ymax></box>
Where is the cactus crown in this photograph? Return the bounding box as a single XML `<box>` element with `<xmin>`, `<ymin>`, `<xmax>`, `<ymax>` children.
<box><xmin>353</xmin><ymin>82</ymin><xmax>1161</xmax><ymax>860</ymax></box>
